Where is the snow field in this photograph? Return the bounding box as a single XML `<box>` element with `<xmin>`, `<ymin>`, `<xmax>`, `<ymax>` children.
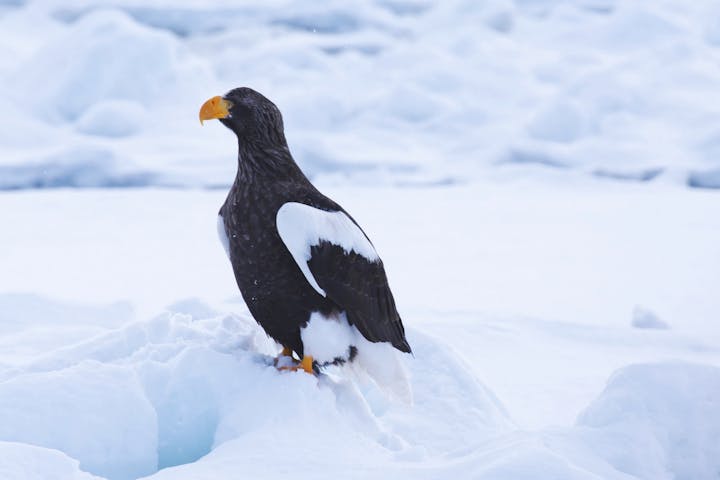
<box><xmin>0</xmin><ymin>301</ymin><xmax>719</xmax><ymax>480</ymax></box>
<box><xmin>2</xmin><ymin>1</ymin><xmax>720</xmax><ymax>188</ymax></box>
<box><xmin>2</xmin><ymin>182</ymin><xmax>718</xmax><ymax>340</ymax></box>
<box><xmin>0</xmin><ymin>0</ymin><xmax>718</xmax><ymax>478</ymax></box>
<box><xmin>0</xmin><ymin>184</ymin><xmax>717</xmax><ymax>479</ymax></box>
<box><xmin>0</xmin><ymin>309</ymin><xmax>513</xmax><ymax>480</ymax></box>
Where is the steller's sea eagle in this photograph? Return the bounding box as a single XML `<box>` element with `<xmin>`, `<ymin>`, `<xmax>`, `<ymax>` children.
<box><xmin>199</xmin><ymin>88</ymin><xmax>411</xmax><ymax>400</ymax></box>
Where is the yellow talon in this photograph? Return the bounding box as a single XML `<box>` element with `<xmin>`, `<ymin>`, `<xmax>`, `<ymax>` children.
<box><xmin>299</xmin><ymin>355</ymin><xmax>314</xmax><ymax>374</ymax></box>
<box><xmin>276</xmin><ymin>355</ymin><xmax>315</xmax><ymax>375</ymax></box>
<box><xmin>274</xmin><ymin>346</ymin><xmax>295</xmax><ymax>368</ymax></box>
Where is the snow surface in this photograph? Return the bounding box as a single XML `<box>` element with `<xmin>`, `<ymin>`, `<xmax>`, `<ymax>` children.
<box><xmin>631</xmin><ymin>305</ymin><xmax>669</xmax><ymax>330</ymax></box>
<box><xmin>576</xmin><ymin>363</ymin><xmax>720</xmax><ymax>480</ymax></box>
<box><xmin>0</xmin><ymin>442</ymin><xmax>102</xmax><ymax>480</ymax></box>
<box><xmin>0</xmin><ymin>183</ymin><xmax>719</xmax><ymax>479</ymax></box>
<box><xmin>1</xmin><ymin>0</ymin><xmax>720</xmax><ymax>478</ymax></box>
<box><xmin>3</xmin><ymin>0</ymin><xmax>720</xmax><ymax>189</ymax></box>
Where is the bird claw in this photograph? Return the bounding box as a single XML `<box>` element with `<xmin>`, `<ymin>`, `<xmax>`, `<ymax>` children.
<box><xmin>274</xmin><ymin>346</ymin><xmax>296</xmax><ymax>368</ymax></box>
<box><xmin>276</xmin><ymin>355</ymin><xmax>315</xmax><ymax>374</ymax></box>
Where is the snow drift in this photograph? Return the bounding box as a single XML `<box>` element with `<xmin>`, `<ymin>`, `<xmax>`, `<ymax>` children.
<box><xmin>0</xmin><ymin>442</ymin><xmax>102</xmax><ymax>480</ymax></box>
<box><xmin>576</xmin><ymin>363</ymin><xmax>720</xmax><ymax>480</ymax></box>
<box><xmin>1</xmin><ymin>300</ymin><xmax>719</xmax><ymax>480</ymax></box>
<box><xmin>0</xmin><ymin>308</ymin><xmax>512</xmax><ymax>480</ymax></box>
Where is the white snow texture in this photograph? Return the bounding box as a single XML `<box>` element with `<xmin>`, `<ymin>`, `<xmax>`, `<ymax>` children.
<box><xmin>2</xmin><ymin>0</ymin><xmax>720</xmax><ymax>189</ymax></box>
<box><xmin>1</xmin><ymin>303</ymin><xmax>718</xmax><ymax>480</ymax></box>
<box><xmin>0</xmin><ymin>1</ymin><xmax>719</xmax><ymax>479</ymax></box>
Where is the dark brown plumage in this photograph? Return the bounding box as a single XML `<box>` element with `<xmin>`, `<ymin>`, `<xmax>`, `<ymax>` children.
<box><xmin>204</xmin><ymin>87</ymin><xmax>410</xmax><ymax>369</ymax></box>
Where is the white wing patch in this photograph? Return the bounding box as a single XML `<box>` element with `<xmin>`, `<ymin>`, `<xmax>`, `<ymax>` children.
<box><xmin>276</xmin><ymin>202</ymin><xmax>380</xmax><ymax>297</ymax></box>
<box><xmin>217</xmin><ymin>214</ymin><xmax>230</xmax><ymax>258</ymax></box>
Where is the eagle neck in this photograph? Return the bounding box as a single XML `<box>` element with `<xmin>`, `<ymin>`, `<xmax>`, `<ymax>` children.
<box><xmin>235</xmin><ymin>138</ymin><xmax>304</xmax><ymax>183</ymax></box>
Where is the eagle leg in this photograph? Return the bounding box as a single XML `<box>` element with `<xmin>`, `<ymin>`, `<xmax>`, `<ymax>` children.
<box><xmin>299</xmin><ymin>355</ymin><xmax>314</xmax><ymax>374</ymax></box>
<box><xmin>273</xmin><ymin>346</ymin><xmax>296</xmax><ymax>368</ymax></box>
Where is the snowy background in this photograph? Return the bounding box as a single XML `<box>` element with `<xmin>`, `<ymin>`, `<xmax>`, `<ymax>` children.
<box><xmin>1</xmin><ymin>0</ymin><xmax>719</xmax><ymax>479</ymax></box>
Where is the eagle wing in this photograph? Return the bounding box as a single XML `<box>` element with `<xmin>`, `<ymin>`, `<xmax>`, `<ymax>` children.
<box><xmin>276</xmin><ymin>202</ymin><xmax>411</xmax><ymax>353</ymax></box>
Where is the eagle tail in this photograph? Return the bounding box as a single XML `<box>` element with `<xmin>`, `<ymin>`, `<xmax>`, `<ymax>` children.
<box><xmin>351</xmin><ymin>335</ymin><xmax>413</xmax><ymax>405</ymax></box>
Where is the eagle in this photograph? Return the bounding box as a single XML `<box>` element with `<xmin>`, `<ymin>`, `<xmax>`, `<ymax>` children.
<box><xmin>199</xmin><ymin>88</ymin><xmax>411</xmax><ymax>400</ymax></box>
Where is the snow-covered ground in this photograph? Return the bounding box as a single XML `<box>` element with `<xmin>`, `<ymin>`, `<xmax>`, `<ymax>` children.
<box><xmin>1</xmin><ymin>181</ymin><xmax>719</xmax><ymax>479</ymax></box>
<box><xmin>1</xmin><ymin>0</ymin><xmax>720</xmax><ymax>479</ymax></box>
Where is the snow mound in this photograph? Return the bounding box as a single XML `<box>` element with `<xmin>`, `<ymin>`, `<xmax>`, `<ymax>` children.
<box><xmin>0</xmin><ymin>442</ymin><xmax>102</xmax><ymax>480</ymax></box>
<box><xmin>631</xmin><ymin>305</ymin><xmax>669</xmax><ymax>330</ymax></box>
<box><xmin>687</xmin><ymin>169</ymin><xmax>720</xmax><ymax>190</ymax></box>
<box><xmin>576</xmin><ymin>362</ymin><xmax>720</xmax><ymax>480</ymax></box>
<box><xmin>0</xmin><ymin>310</ymin><xmax>512</xmax><ymax>480</ymax></box>
<box><xmin>0</xmin><ymin>146</ymin><xmax>156</xmax><ymax>189</ymax></box>
<box><xmin>11</xmin><ymin>9</ymin><xmax>208</xmax><ymax>123</ymax></box>
<box><xmin>75</xmin><ymin>100</ymin><xmax>146</xmax><ymax>138</ymax></box>
<box><xmin>0</xmin><ymin>363</ymin><xmax>157</xmax><ymax>480</ymax></box>
<box><xmin>3</xmin><ymin>1</ymin><xmax>720</xmax><ymax>188</ymax></box>
<box><xmin>1</xmin><ymin>289</ymin><xmax>719</xmax><ymax>480</ymax></box>
<box><xmin>0</xmin><ymin>293</ymin><xmax>134</xmax><ymax>365</ymax></box>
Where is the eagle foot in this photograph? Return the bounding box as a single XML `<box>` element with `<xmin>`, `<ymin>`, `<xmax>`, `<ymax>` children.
<box><xmin>276</xmin><ymin>355</ymin><xmax>315</xmax><ymax>375</ymax></box>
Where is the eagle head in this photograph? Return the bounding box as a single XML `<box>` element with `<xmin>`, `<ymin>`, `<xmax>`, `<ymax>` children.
<box><xmin>199</xmin><ymin>87</ymin><xmax>286</xmax><ymax>145</ymax></box>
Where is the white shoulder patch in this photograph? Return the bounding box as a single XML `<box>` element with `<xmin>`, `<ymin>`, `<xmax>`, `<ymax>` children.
<box><xmin>217</xmin><ymin>214</ymin><xmax>230</xmax><ymax>258</ymax></box>
<box><xmin>276</xmin><ymin>202</ymin><xmax>379</xmax><ymax>297</ymax></box>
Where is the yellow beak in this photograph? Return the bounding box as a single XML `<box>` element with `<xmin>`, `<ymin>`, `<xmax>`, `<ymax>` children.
<box><xmin>199</xmin><ymin>96</ymin><xmax>233</xmax><ymax>125</ymax></box>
